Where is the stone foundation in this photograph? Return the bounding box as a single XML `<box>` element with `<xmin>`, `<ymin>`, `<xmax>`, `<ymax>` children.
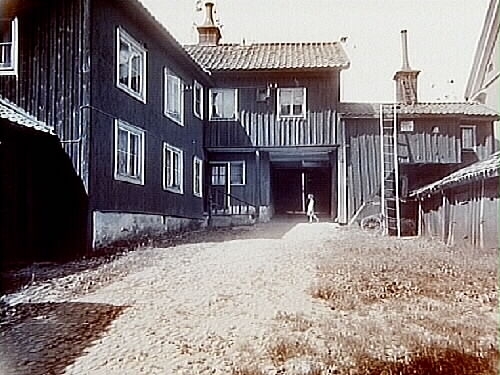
<box><xmin>92</xmin><ymin>211</ymin><xmax>206</xmax><ymax>248</ymax></box>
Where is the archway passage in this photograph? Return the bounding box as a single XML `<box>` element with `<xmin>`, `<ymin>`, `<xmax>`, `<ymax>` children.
<box><xmin>271</xmin><ymin>166</ymin><xmax>331</xmax><ymax>216</ymax></box>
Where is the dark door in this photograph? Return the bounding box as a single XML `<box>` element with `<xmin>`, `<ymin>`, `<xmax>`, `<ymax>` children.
<box><xmin>210</xmin><ymin>163</ymin><xmax>229</xmax><ymax>212</ymax></box>
<box><xmin>272</xmin><ymin>168</ymin><xmax>303</xmax><ymax>214</ymax></box>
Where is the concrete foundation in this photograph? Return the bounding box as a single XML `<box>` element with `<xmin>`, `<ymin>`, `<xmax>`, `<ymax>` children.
<box><xmin>93</xmin><ymin>211</ymin><xmax>206</xmax><ymax>248</ymax></box>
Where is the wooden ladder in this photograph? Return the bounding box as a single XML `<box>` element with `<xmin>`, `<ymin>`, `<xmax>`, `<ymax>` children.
<box><xmin>379</xmin><ymin>104</ymin><xmax>401</xmax><ymax>236</ymax></box>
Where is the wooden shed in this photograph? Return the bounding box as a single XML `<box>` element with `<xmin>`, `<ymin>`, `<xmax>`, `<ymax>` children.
<box><xmin>410</xmin><ymin>151</ymin><xmax>500</xmax><ymax>249</ymax></box>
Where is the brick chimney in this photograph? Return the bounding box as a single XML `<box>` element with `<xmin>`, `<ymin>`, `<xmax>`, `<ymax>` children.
<box><xmin>197</xmin><ymin>2</ymin><xmax>221</xmax><ymax>46</ymax></box>
<box><xmin>393</xmin><ymin>30</ymin><xmax>420</xmax><ymax>104</ymax></box>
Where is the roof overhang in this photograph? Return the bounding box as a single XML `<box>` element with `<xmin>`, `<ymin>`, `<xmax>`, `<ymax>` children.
<box><xmin>0</xmin><ymin>97</ymin><xmax>54</xmax><ymax>134</ymax></box>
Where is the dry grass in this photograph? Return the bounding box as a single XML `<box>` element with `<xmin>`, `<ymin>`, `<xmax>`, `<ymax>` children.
<box><xmin>233</xmin><ymin>232</ymin><xmax>498</xmax><ymax>375</ymax></box>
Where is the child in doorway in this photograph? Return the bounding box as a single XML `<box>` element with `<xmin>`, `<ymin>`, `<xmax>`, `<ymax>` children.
<box><xmin>306</xmin><ymin>194</ymin><xmax>319</xmax><ymax>223</ymax></box>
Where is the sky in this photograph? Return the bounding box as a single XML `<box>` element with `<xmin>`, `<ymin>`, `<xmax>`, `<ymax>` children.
<box><xmin>140</xmin><ymin>0</ymin><xmax>489</xmax><ymax>103</ymax></box>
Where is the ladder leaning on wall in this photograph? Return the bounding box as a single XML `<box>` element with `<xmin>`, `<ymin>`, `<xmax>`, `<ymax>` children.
<box><xmin>379</xmin><ymin>103</ymin><xmax>401</xmax><ymax>237</ymax></box>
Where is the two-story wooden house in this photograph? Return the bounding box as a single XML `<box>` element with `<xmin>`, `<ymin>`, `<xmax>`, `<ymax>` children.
<box><xmin>336</xmin><ymin>31</ymin><xmax>499</xmax><ymax>234</ymax></box>
<box><xmin>185</xmin><ymin>2</ymin><xmax>350</xmax><ymax>223</ymax></box>
<box><xmin>0</xmin><ymin>0</ymin><xmax>212</xmax><ymax>263</ymax></box>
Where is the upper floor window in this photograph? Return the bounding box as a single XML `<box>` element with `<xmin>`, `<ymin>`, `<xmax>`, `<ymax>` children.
<box><xmin>165</xmin><ymin>68</ymin><xmax>184</xmax><ymax>125</ymax></box>
<box><xmin>460</xmin><ymin>125</ymin><xmax>476</xmax><ymax>151</ymax></box>
<box><xmin>116</xmin><ymin>27</ymin><xmax>147</xmax><ymax>102</ymax></box>
<box><xmin>0</xmin><ymin>17</ymin><xmax>18</xmax><ymax>75</ymax></box>
<box><xmin>278</xmin><ymin>87</ymin><xmax>306</xmax><ymax>118</ymax></box>
<box><xmin>193</xmin><ymin>156</ymin><xmax>203</xmax><ymax>197</ymax></box>
<box><xmin>210</xmin><ymin>88</ymin><xmax>238</xmax><ymax>120</ymax></box>
<box><xmin>193</xmin><ymin>81</ymin><xmax>203</xmax><ymax>119</ymax></box>
<box><xmin>114</xmin><ymin>120</ymin><xmax>145</xmax><ymax>185</ymax></box>
<box><xmin>164</xmin><ymin>143</ymin><xmax>184</xmax><ymax>194</ymax></box>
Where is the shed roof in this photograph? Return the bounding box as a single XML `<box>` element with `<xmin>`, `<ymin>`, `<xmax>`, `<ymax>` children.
<box><xmin>0</xmin><ymin>96</ymin><xmax>53</xmax><ymax>134</ymax></box>
<box><xmin>184</xmin><ymin>42</ymin><xmax>350</xmax><ymax>72</ymax></box>
<box><xmin>338</xmin><ymin>102</ymin><xmax>500</xmax><ymax>118</ymax></box>
<box><xmin>410</xmin><ymin>151</ymin><xmax>500</xmax><ymax>197</ymax></box>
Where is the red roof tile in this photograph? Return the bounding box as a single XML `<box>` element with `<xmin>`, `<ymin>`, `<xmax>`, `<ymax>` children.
<box><xmin>184</xmin><ymin>42</ymin><xmax>350</xmax><ymax>72</ymax></box>
<box><xmin>338</xmin><ymin>102</ymin><xmax>500</xmax><ymax>118</ymax></box>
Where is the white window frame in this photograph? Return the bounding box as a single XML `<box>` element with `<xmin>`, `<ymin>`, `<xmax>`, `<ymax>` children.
<box><xmin>229</xmin><ymin>161</ymin><xmax>246</xmax><ymax>185</ymax></box>
<box><xmin>209</xmin><ymin>161</ymin><xmax>246</xmax><ymax>186</ymax></box>
<box><xmin>0</xmin><ymin>17</ymin><xmax>18</xmax><ymax>76</ymax></box>
<box><xmin>209</xmin><ymin>88</ymin><xmax>238</xmax><ymax>120</ymax></box>
<box><xmin>163</xmin><ymin>143</ymin><xmax>184</xmax><ymax>194</ymax></box>
<box><xmin>164</xmin><ymin>68</ymin><xmax>184</xmax><ymax>125</ymax></box>
<box><xmin>193</xmin><ymin>156</ymin><xmax>203</xmax><ymax>198</ymax></box>
<box><xmin>114</xmin><ymin>120</ymin><xmax>145</xmax><ymax>185</ymax></box>
<box><xmin>193</xmin><ymin>80</ymin><xmax>204</xmax><ymax>119</ymax></box>
<box><xmin>116</xmin><ymin>27</ymin><xmax>147</xmax><ymax>103</ymax></box>
<box><xmin>460</xmin><ymin>125</ymin><xmax>476</xmax><ymax>151</ymax></box>
<box><xmin>277</xmin><ymin>87</ymin><xmax>307</xmax><ymax>118</ymax></box>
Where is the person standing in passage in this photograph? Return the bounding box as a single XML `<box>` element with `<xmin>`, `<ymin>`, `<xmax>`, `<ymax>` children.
<box><xmin>306</xmin><ymin>193</ymin><xmax>319</xmax><ymax>223</ymax></box>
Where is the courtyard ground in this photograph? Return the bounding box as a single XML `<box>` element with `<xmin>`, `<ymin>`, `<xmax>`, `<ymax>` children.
<box><xmin>0</xmin><ymin>217</ymin><xmax>498</xmax><ymax>374</ymax></box>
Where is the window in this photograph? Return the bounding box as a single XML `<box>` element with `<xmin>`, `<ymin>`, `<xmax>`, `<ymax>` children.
<box><xmin>278</xmin><ymin>87</ymin><xmax>306</xmax><ymax>118</ymax></box>
<box><xmin>460</xmin><ymin>126</ymin><xmax>476</xmax><ymax>150</ymax></box>
<box><xmin>114</xmin><ymin>120</ymin><xmax>145</xmax><ymax>184</ymax></box>
<box><xmin>164</xmin><ymin>144</ymin><xmax>184</xmax><ymax>193</ymax></box>
<box><xmin>193</xmin><ymin>81</ymin><xmax>203</xmax><ymax>119</ymax></box>
<box><xmin>211</xmin><ymin>164</ymin><xmax>226</xmax><ymax>186</ymax></box>
<box><xmin>230</xmin><ymin>161</ymin><xmax>245</xmax><ymax>185</ymax></box>
<box><xmin>116</xmin><ymin>27</ymin><xmax>147</xmax><ymax>102</ymax></box>
<box><xmin>193</xmin><ymin>157</ymin><xmax>203</xmax><ymax>197</ymax></box>
<box><xmin>210</xmin><ymin>88</ymin><xmax>238</xmax><ymax>120</ymax></box>
<box><xmin>210</xmin><ymin>162</ymin><xmax>245</xmax><ymax>185</ymax></box>
<box><xmin>164</xmin><ymin>69</ymin><xmax>184</xmax><ymax>125</ymax></box>
<box><xmin>0</xmin><ymin>17</ymin><xmax>17</xmax><ymax>75</ymax></box>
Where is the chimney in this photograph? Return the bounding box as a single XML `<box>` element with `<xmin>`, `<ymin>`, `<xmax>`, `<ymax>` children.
<box><xmin>393</xmin><ymin>30</ymin><xmax>420</xmax><ymax>104</ymax></box>
<box><xmin>197</xmin><ymin>2</ymin><xmax>221</xmax><ymax>46</ymax></box>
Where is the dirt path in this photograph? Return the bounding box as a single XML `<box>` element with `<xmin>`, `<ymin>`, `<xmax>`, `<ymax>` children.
<box><xmin>0</xmin><ymin>219</ymin><xmax>497</xmax><ymax>375</ymax></box>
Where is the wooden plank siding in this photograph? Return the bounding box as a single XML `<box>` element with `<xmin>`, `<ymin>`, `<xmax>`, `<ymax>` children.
<box><xmin>87</xmin><ymin>0</ymin><xmax>208</xmax><ymax>220</ymax></box>
<box><xmin>418</xmin><ymin>178</ymin><xmax>498</xmax><ymax>249</ymax></box>
<box><xmin>205</xmin><ymin>110</ymin><xmax>337</xmax><ymax>148</ymax></box>
<box><xmin>0</xmin><ymin>0</ymin><xmax>89</xmax><ymax>181</ymax></box>
<box><xmin>343</xmin><ymin>116</ymin><xmax>493</xmax><ymax>222</ymax></box>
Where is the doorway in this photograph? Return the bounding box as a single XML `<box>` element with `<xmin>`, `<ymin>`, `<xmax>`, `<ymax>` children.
<box><xmin>271</xmin><ymin>167</ymin><xmax>331</xmax><ymax>215</ymax></box>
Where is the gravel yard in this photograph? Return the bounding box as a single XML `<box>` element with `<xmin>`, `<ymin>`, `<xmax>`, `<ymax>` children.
<box><xmin>0</xmin><ymin>218</ymin><xmax>497</xmax><ymax>375</ymax></box>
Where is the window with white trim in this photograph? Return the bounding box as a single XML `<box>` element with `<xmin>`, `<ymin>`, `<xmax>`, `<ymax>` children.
<box><xmin>114</xmin><ymin>120</ymin><xmax>145</xmax><ymax>184</ymax></box>
<box><xmin>193</xmin><ymin>81</ymin><xmax>203</xmax><ymax>119</ymax></box>
<box><xmin>460</xmin><ymin>125</ymin><xmax>476</xmax><ymax>150</ymax></box>
<box><xmin>0</xmin><ymin>17</ymin><xmax>17</xmax><ymax>75</ymax></box>
<box><xmin>116</xmin><ymin>27</ymin><xmax>147</xmax><ymax>102</ymax></box>
<box><xmin>278</xmin><ymin>87</ymin><xmax>306</xmax><ymax>118</ymax></box>
<box><xmin>211</xmin><ymin>164</ymin><xmax>226</xmax><ymax>186</ymax></box>
<box><xmin>165</xmin><ymin>68</ymin><xmax>184</xmax><ymax>125</ymax></box>
<box><xmin>210</xmin><ymin>161</ymin><xmax>245</xmax><ymax>186</ymax></box>
<box><xmin>230</xmin><ymin>161</ymin><xmax>245</xmax><ymax>185</ymax></box>
<box><xmin>210</xmin><ymin>88</ymin><xmax>238</xmax><ymax>120</ymax></box>
<box><xmin>164</xmin><ymin>144</ymin><xmax>184</xmax><ymax>193</ymax></box>
<box><xmin>193</xmin><ymin>157</ymin><xmax>203</xmax><ymax>197</ymax></box>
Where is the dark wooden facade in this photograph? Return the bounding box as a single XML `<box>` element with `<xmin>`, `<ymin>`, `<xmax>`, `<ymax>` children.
<box><xmin>204</xmin><ymin>70</ymin><xmax>341</xmax><ymax>219</ymax></box>
<box><xmin>88</xmin><ymin>0</ymin><xmax>210</xmax><ymax>220</ymax></box>
<box><xmin>205</xmin><ymin>72</ymin><xmax>340</xmax><ymax>149</ymax></box>
<box><xmin>0</xmin><ymin>0</ymin><xmax>91</xmax><ymax>185</ymax></box>
<box><xmin>338</xmin><ymin>115</ymin><xmax>496</xmax><ymax>223</ymax></box>
<box><xmin>0</xmin><ymin>0</ymin><xmax>213</xmax><ymax>259</ymax></box>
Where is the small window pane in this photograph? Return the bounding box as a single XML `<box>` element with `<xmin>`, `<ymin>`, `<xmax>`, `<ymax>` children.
<box><xmin>230</xmin><ymin>162</ymin><xmax>244</xmax><ymax>185</ymax></box>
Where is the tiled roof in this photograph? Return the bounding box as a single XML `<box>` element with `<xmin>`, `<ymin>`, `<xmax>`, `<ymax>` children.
<box><xmin>184</xmin><ymin>42</ymin><xmax>350</xmax><ymax>72</ymax></box>
<box><xmin>410</xmin><ymin>151</ymin><xmax>500</xmax><ymax>197</ymax></box>
<box><xmin>338</xmin><ymin>102</ymin><xmax>500</xmax><ymax>118</ymax></box>
<box><xmin>0</xmin><ymin>96</ymin><xmax>53</xmax><ymax>134</ymax></box>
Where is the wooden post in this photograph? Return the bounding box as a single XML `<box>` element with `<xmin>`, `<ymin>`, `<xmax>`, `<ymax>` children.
<box><xmin>479</xmin><ymin>179</ymin><xmax>485</xmax><ymax>249</ymax></box>
<box><xmin>255</xmin><ymin>149</ymin><xmax>261</xmax><ymax>219</ymax></box>
<box><xmin>330</xmin><ymin>150</ymin><xmax>338</xmax><ymax>221</ymax></box>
